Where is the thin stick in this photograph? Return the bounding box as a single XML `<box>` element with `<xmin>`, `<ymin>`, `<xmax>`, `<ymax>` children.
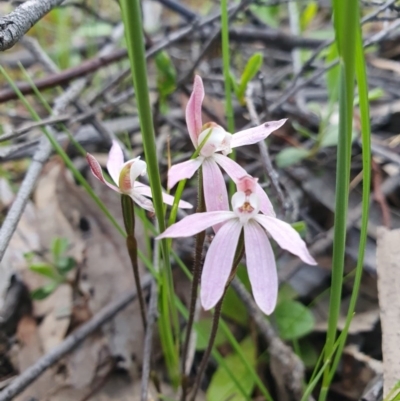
<box><xmin>245</xmin><ymin>84</ymin><xmax>290</xmax><ymax>215</ymax></box>
<box><xmin>140</xmin><ymin>242</ymin><xmax>160</xmax><ymax>401</ymax></box>
<box><xmin>180</xmin><ymin>170</ymin><xmax>206</xmax><ymax>401</ymax></box>
<box><xmin>0</xmin><ymin>275</ymin><xmax>153</xmax><ymax>401</ymax></box>
<box><xmin>189</xmin><ymin>298</ymin><xmax>224</xmax><ymax>401</ymax></box>
<box><xmin>126</xmin><ymin>235</ymin><xmax>147</xmax><ymax>330</ymax></box>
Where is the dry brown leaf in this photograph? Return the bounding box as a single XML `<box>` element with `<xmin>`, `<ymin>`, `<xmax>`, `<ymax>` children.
<box><xmin>38</xmin><ymin>284</ymin><xmax>72</xmax><ymax>354</ymax></box>
<box><xmin>377</xmin><ymin>227</ymin><xmax>400</xmax><ymax>397</ymax></box>
<box><xmin>14</xmin><ymin>316</ymin><xmax>54</xmax><ymax>401</ymax></box>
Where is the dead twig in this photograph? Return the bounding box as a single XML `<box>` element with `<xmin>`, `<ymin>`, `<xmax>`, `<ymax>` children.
<box><xmin>245</xmin><ymin>84</ymin><xmax>290</xmax><ymax>215</ymax></box>
<box><xmin>0</xmin><ymin>275</ymin><xmax>153</xmax><ymax>401</ymax></box>
<box><xmin>0</xmin><ymin>115</ymin><xmax>72</xmax><ymax>143</ymax></box>
<box><xmin>0</xmin><ymin>48</ymin><xmax>128</xmax><ymax>103</ymax></box>
<box><xmin>0</xmin><ymin>0</ymin><xmax>66</xmax><ymax>51</ymax></box>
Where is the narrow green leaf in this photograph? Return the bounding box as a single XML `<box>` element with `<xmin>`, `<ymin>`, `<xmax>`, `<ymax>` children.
<box><xmin>155</xmin><ymin>51</ymin><xmax>177</xmax><ymax>98</ymax></box>
<box><xmin>120</xmin><ymin>0</ymin><xmax>180</xmax><ymax>385</ymax></box>
<box><xmin>237</xmin><ymin>53</ymin><xmax>263</xmax><ymax>104</ymax></box>
<box><xmin>29</xmin><ymin>264</ymin><xmax>59</xmax><ymax>280</ymax></box>
<box><xmin>229</xmin><ymin>71</ymin><xmax>240</xmax><ymax>100</ymax></box>
<box><xmin>51</xmin><ymin>237</ymin><xmax>69</xmax><ymax>263</ymax></box>
<box><xmin>321</xmin><ymin>0</ymin><xmax>360</xmax><ymax>398</ymax></box>
<box><xmin>31</xmin><ymin>281</ymin><xmax>58</xmax><ymax>300</ymax></box>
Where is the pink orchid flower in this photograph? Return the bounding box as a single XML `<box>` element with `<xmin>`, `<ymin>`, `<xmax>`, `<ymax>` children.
<box><xmin>87</xmin><ymin>140</ymin><xmax>192</xmax><ymax>212</ymax></box>
<box><xmin>157</xmin><ymin>176</ymin><xmax>316</xmax><ymax>315</ymax></box>
<box><xmin>168</xmin><ymin>75</ymin><xmax>286</xmax><ymax>217</ymax></box>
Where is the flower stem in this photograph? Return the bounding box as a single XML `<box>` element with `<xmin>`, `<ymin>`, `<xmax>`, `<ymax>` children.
<box><xmin>120</xmin><ymin>0</ymin><xmax>180</xmax><ymax>384</ymax></box>
<box><xmin>122</xmin><ymin>195</ymin><xmax>147</xmax><ymax>330</ymax></box>
<box><xmin>221</xmin><ymin>0</ymin><xmax>234</xmax><ymax>134</ymax></box>
<box><xmin>180</xmin><ymin>169</ymin><xmax>206</xmax><ymax>400</ymax></box>
<box><xmin>188</xmin><ymin>235</ymin><xmax>244</xmax><ymax>401</ymax></box>
<box><xmin>126</xmin><ymin>234</ymin><xmax>147</xmax><ymax>331</ymax></box>
<box><xmin>189</xmin><ymin>297</ymin><xmax>224</xmax><ymax>401</ymax></box>
<box><xmin>221</xmin><ymin>0</ymin><xmax>236</xmax><ymax>198</ymax></box>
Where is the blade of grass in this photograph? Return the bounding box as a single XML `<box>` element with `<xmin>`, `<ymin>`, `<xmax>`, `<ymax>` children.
<box><xmin>303</xmin><ymin>316</ymin><xmax>352</xmax><ymax>401</ymax></box>
<box><xmin>119</xmin><ymin>0</ymin><xmax>180</xmax><ymax>385</ymax></box>
<box><xmin>221</xmin><ymin>0</ymin><xmax>237</xmax><ymax>198</ymax></box>
<box><xmin>320</xmin><ymin>1</ymin><xmax>359</xmax><ymax>399</ymax></box>
<box><xmin>327</xmin><ymin>13</ymin><xmax>371</xmax><ymax>385</ymax></box>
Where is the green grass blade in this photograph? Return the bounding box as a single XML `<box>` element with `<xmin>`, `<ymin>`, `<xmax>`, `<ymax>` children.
<box><xmin>320</xmin><ymin>1</ymin><xmax>359</xmax><ymax>399</ymax></box>
<box><xmin>119</xmin><ymin>0</ymin><xmax>180</xmax><ymax>384</ymax></box>
<box><xmin>327</xmin><ymin>14</ymin><xmax>372</xmax><ymax>385</ymax></box>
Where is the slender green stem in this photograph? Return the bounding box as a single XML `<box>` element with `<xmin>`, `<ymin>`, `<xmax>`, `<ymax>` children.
<box><xmin>327</xmin><ymin>18</ymin><xmax>372</xmax><ymax>385</ymax></box>
<box><xmin>221</xmin><ymin>0</ymin><xmax>234</xmax><ymax>134</ymax></box>
<box><xmin>220</xmin><ymin>0</ymin><xmax>236</xmax><ymax>198</ymax></box>
<box><xmin>320</xmin><ymin>0</ymin><xmax>358</xmax><ymax>398</ymax></box>
<box><xmin>189</xmin><ymin>297</ymin><xmax>224</xmax><ymax>401</ymax></box>
<box><xmin>174</xmin><ymin>297</ymin><xmax>251</xmax><ymax>401</ymax></box>
<box><xmin>127</xmin><ymin>234</ymin><xmax>147</xmax><ymax>330</ymax></box>
<box><xmin>121</xmin><ymin>195</ymin><xmax>147</xmax><ymax>330</ymax></box>
<box><xmin>119</xmin><ymin>0</ymin><xmax>180</xmax><ymax>385</ymax></box>
<box><xmin>180</xmin><ymin>169</ymin><xmax>206</xmax><ymax>400</ymax></box>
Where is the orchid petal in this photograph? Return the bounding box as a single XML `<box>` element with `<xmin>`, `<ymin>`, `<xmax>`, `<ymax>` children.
<box><xmin>168</xmin><ymin>158</ymin><xmax>203</xmax><ymax>189</ymax></box>
<box><xmin>202</xmin><ymin>158</ymin><xmax>229</xmax><ymax>232</ymax></box>
<box><xmin>119</xmin><ymin>159</ymin><xmax>143</xmax><ymax>192</ymax></box>
<box><xmin>213</xmin><ymin>153</ymin><xmax>248</xmax><ymax>181</ymax></box>
<box><xmin>134</xmin><ymin>182</ymin><xmax>193</xmax><ymax>209</ymax></box>
<box><xmin>156</xmin><ymin>211</ymin><xmax>234</xmax><ymax>239</ymax></box>
<box><xmin>213</xmin><ymin>154</ymin><xmax>276</xmax><ymax>216</ymax></box>
<box><xmin>255</xmin><ymin>184</ymin><xmax>276</xmax><ymax>217</ymax></box>
<box><xmin>129</xmin><ymin>158</ymin><xmax>147</xmax><ymax>184</ymax></box>
<box><xmin>198</xmin><ymin>125</ymin><xmax>230</xmax><ymax>157</ymax></box>
<box><xmin>86</xmin><ymin>153</ymin><xmax>120</xmax><ymax>192</ymax></box>
<box><xmin>186</xmin><ymin>75</ymin><xmax>204</xmax><ymax>147</ymax></box>
<box><xmin>236</xmin><ymin>175</ymin><xmax>258</xmax><ymax>194</ymax></box>
<box><xmin>107</xmin><ymin>140</ymin><xmax>125</xmax><ymax>184</ymax></box>
<box><xmin>201</xmin><ymin>219</ymin><xmax>242</xmax><ymax>310</ymax></box>
<box><xmin>130</xmin><ymin>191</ymin><xmax>155</xmax><ymax>212</ymax></box>
<box><xmin>244</xmin><ymin>220</ymin><xmax>277</xmax><ymax>315</ymax></box>
<box><xmin>254</xmin><ymin>215</ymin><xmax>317</xmax><ymax>265</ymax></box>
<box><xmin>231</xmin><ymin>119</ymin><xmax>287</xmax><ymax>148</ymax></box>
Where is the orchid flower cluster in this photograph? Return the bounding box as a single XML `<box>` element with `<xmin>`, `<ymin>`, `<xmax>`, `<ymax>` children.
<box><xmin>86</xmin><ymin>75</ymin><xmax>316</xmax><ymax>315</ymax></box>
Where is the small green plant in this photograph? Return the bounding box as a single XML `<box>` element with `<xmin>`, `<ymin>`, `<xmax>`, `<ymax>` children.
<box><xmin>155</xmin><ymin>51</ymin><xmax>177</xmax><ymax>114</ymax></box>
<box><xmin>26</xmin><ymin>237</ymin><xmax>76</xmax><ymax>300</ymax></box>
<box><xmin>230</xmin><ymin>52</ymin><xmax>263</xmax><ymax>106</ymax></box>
